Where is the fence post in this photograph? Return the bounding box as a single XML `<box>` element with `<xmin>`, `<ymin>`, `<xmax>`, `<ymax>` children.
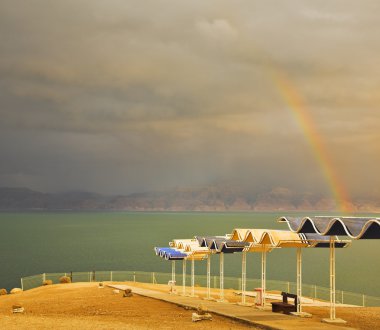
<box><xmin>341</xmin><ymin>290</ymin><xmax>344</xmax><ymax>304</ymax></box>
<box><xmin>363</xmin><ymin>294</ymin><xmax>365</xmax><ymax>307</ymax></box>
<box><xmin>152</xmin><ymin>272</ymin><xmax>155</xmax><ymax>284</ymax></box>
<box><xmin>314</xmin><ymin>285</ymin><xmax>317</xmax><ymax>299</ymax></box>
<box><xmin>21</xmin><ymin>277</ymin><xmax>24</xmax><ymax>291</ymax></box>
<box><xmin>43</xmin><ymin>273</ymin><xmax>46</xmax><ymax>283</ymax></box>
<box><xmin>287</xmin><ymin>281</ymin><xmax>290</xmax><ymax>293</ymax></box>
<box><xmin>110</xmin><ymin>271</ymin><xmax>113</xmax><ymax>282</ymax></box>
<box><xmin>214</xmin><ymin>276</ymin><xmax>217</xmax><ymax>288</ymax></box>
<box><xmin>89</xmin><ymin>272</ymin><xmax>92</xmax><ymax>282</ymax></box>
<box><xmin>238</xmin><ymin>278</ymin><xmax>241</xmax><ymax>291</ymax></box>
<box><xmin>133</xmin><ymin>272</ymin><xmax>136</xmax><ymax>282</ymax></box>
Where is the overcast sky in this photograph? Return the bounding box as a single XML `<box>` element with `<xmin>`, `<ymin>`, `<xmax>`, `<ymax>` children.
<box><xmin>0</xmin><ymin>0</ymin><xmax>379</xmax><ymax>197</ymax></box>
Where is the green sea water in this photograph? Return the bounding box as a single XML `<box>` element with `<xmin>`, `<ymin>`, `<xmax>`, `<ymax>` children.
<box><xmin>0</xmin><ymin>211</ymin><xmax>379</xmax><ymax>296</ymax></box>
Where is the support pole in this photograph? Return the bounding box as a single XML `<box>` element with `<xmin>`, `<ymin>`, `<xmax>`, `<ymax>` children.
<box><xmin>217</xmin><ymin>252</ymin><xmax>227</xmax><ymax>302</ymax></box>
<box><xmin>242</xmin><ymin>251</ymin><xmax>247</xmax><ymax>304</ymax></box>
<box><xmin>182</xmin><ymin>259</ymin><xmax>186</xmax><ymax>296</ymax></box>
<box><xmin>172</xmin><ymin>260</ymin><xmax>175</xmax><ymax>282</ymax></box>
<box><xmin>322</xmin><ymin>237</ymin><xmax>346</xmax><ymax>324</ymax></box>
<box><xmin>220</xmin><ymin>252</ymin><xmax>224</xmax><ymax>301</ymax></box>
<box><xmin>261</xmin><ymin>249</ymin><xmax>266</xmax><ymax>307</ymax></box>
<box><xmin>331</xmin><ymin>236</ymin><xmax>336</xmax><ymax>319</ymax></box>
<box><xmin>297</xmin><ymin>247</ymin><xmax>302</xmax><ymax>313</ymax></box>
<box><xmin>191</xmin><ymin>257</ymin><xmax>195</xmax><ymax>297</ymax></box>
<box><xmin>207</xmin><ymin>255</ymin><xmax>211</xmax><ymax>299</ymax></box>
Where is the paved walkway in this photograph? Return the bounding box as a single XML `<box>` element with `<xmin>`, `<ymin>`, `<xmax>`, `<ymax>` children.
<box><xmin>108</xmin><ymin>284</ymin><xmax>355</xmax><ymax>330</ymax></box>
<box><xmin>236</xmin><ymin>291</ymin><xmax>357</xmax><ymax>307</ymax></box>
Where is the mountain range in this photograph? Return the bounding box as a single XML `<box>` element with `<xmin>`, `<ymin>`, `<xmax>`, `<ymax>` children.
<box><xmin>0</xmin><ymin>186</ymin><xmax>379</xmax><ymax>212</ymax></box>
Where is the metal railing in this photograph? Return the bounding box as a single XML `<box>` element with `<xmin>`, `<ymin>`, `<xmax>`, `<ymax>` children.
<box><xmin>20</xmin><ymin>271</ymin><xmax>380</xmax><ymax>307</ymax></box>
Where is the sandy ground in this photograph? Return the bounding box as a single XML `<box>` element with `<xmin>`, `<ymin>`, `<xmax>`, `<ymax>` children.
<box><xmin>0</xmin><ymin>283</ymin><xmax>256</xmax><ymax>329</ymax></box>
<box><xmin>1</xmin><ymin>282</ymin><xmax>379</xmax><ymax>329</ymax></box>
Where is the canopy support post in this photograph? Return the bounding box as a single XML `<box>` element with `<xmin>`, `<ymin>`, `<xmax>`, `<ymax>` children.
<box><xmin>242</xmin><ymin>251</ymin><xmax>246</xmax><ymax>304</ymax></box>
<box><xmin>322</xmin><ymin>237</ymin><xmax>346</xmax><ymax>324</ymax></box>
<box><xmin>217</xmin><ymin>252</ymin><xmax>228</xmax><ymax>302</ymax></box>
<box><xmin>190</xmin><ymin>257</ymin><xmax>196</xmax><ymax>297</ymax></box>
<box><xmin>172</xmin><ymin>260</ymin><xmax>175</xmax><ymax>283</ymax></box>
<box><xmin>182</xmin><ymin>259</ymin><xmax>186</xmax><ymax>296</ymax></box>
<box><xmin>297</xmin><ymin>247</ymin><xmax>302</xmax><ymax>313</ymax></box>
<box><xmin>237</xmin><ymin>250</ymin><xmax>252</xmax><ymax>306</ymax></box>
<box><xmin>259</xmin><ymin>249</ymin><xmax>266</xmax><ymax>308</ymax></box>
<box><xmin>291</xmin><ymin>248</ymin><xmax>311</xmax><ymax>317</ymax></box>
<box><xmin>203</xmin><ymin>254</ymin><xmax>213</xmax><ymax>300</ymax></box>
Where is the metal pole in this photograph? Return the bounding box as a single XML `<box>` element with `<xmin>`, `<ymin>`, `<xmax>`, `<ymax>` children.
<box><xmin>21</xmin><ymin>278</ymin><xmax>24</xmax><ymax>291</ymax></box>
<box><xmin>219</xmin><ymin>252</ymin><xmax>225</xmax><ymax>302</ymax></box>
<box><xmin>296</xmin><ymin>247</ymin><xmax>302</xmax><ymax>314</ymax></box>
<box><xmin>261</xmin><ymin>249</ymin><xmax>266</xmax><ymax>307</ymax></box>
<box><xmin>242</xmin><ymin>251</ymin><xmax>247</xmax><ymax>305</ymax></box>
<box><xmin>182</xmin><ymin>259</ymin><xmax>186</xmax><ymax>296</ymax></box>
<box><xmin>110</xmin><ymin>271</ymin><xmax>113</xmax><ymax>282</ymax></box>
<box><xmin>172</xmin><ymin>260</ymin><xmax>175</xmax><ymax>282</ymax></box>
<box><xmin>191</xmin><ymin>257</ymin><xmax>195</xmax><ymax>297</ymax></box>
<box><xmin>329</xmin><ymin>236</ymin><xmax>336</xmax><ymax>320</ymax></box>
<box><xmin>207</xmin><ymin>255</ymin><xmax>211</xmax><ymax>299</ymax></box>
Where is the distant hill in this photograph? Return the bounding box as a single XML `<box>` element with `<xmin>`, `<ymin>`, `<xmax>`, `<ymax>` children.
<box><xmin>0</xmin><ymin>186</ymin><xmax>379</xmax><ymax>212</ymax></box>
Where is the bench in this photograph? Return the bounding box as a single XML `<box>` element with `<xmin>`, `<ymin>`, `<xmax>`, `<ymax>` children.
<box><xmin>271</xmin><ymin>292</ymin><xmax>298</xmax><ymax>314</ymax></box>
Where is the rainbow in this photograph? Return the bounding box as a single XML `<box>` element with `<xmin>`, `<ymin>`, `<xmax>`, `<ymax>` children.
<box><xmin>270</xmin><ymin>69</ymin><xmax>353</xmax><ymax>213</ymax></box>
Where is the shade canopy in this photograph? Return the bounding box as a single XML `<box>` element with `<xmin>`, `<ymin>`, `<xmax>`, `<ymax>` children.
<box><xmin>195</xmin><ymin>235</ymin><xmax>249</xmax><ymax>253</ymax></box>
<box><xmin>154</xmin><ymin>247</ymin><xmax>188</xmax><ymax>260</ymax></box>
<box><xmin>279</xmin><ymin>216</ymin><xmax>380</xmax><ymax>239</ymax></box>
<box><xmin>231</xmin><ymin>228</ymin><xmax>349</xmax><ymax>249</ymax></box>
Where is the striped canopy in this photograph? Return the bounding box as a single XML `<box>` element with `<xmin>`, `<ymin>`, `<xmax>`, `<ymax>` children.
<box><xmin>195</xmin><ymin>235</ymin><xmax>249</xmax><ymax>253</ymax></box>
<box><xmin>279</xmin><ymin>216</ymin><xmax>380</xmax><ymax>239</ymax></box>
<box><xmin>154</xmin><ymin>247</ymin><xmax>188</xmax><ymax>260</ymax></box>
<box><xmin>231</xmin><ymin>228</ymin><xmax>349</xmax><ymax>249</ymax></box>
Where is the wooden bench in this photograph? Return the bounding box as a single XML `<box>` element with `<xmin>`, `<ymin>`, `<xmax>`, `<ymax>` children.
<box><xmin>271</xmin><ymin>292</ymin><xmax>298</xmax><ymax>314</ymax></box>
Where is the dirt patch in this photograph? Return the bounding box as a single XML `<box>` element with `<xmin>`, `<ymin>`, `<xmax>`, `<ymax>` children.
<box><xmin>0</xmin><ymin>283</ymin><xmax>256</xmax><ymax>329</ymax></box>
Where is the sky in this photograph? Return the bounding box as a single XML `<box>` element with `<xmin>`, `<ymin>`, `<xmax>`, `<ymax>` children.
<box><xmin>0</xmin><ymin>0</ymin><xmax>379</xmax><ymax>198</ymax></box>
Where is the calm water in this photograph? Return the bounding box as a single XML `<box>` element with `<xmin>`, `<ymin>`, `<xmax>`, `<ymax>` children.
<box><xmin>0</xmin><ymin>211</ymin><xmax>379</xmax><ymax>296</ymax></box>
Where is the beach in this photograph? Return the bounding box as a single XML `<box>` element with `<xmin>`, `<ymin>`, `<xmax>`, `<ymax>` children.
<box><xmin>1</xmin><ymin>282</ymin><xmax>379</xmax><ymax>329</ymax></box>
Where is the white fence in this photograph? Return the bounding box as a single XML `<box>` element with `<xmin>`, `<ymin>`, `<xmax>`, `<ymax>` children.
<box><xmin>21</xmin><ymin>271</ymin><xmax>380</xmax><ymax>307</ymax></box>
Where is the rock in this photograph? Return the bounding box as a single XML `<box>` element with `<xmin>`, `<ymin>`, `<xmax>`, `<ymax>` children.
<box><xmin>59</xmin><ymin>276</ymin><xmax>71</xmax><ymax>284</ymax></box>
<box><xmin>98</xmin><ymin>282</ymin><xmax>104</xmax><ymax>288</ymax></box>
<box><xmin>0</xmin><ymin>288</ymin><xmax>7</xmax><ymax>295</ymax></box>
<box><xmin>43</xmin><ymin>280</ymin><xmax>53</xmax><ymax>286</ymax></box>
<box><xmin>192</xmin><ymin>312</ymin><xmax>212</xmax><ymax>322</ymax></box>
<box><xmin>10</xmin><ymin>288</ymin><xmax>22</xmax><ymax>294</ymax></box>
<box><xmin>196</xmin><ymin>304</ymin><xmax>208</xmax><ymax>315</ymax></box>
<box><xmin>12</xmin><ymin>304</ymin><xmax>24</xmax><ymax>313</ymax></box>
<box><xmin>123</xmin><ymin>289</ymin><xmax>133</xmax><ymax>297</ymax></box>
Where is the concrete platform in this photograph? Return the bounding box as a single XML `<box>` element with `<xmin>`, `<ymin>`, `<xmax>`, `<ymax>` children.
<box><xmin>109</xmin><ymin>284</ymin><xmax>356</xmax><ymax>330</ymax></box>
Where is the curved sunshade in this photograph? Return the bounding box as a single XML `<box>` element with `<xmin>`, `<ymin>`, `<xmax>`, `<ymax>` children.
<box><xmin>195</xmin><ymin>235</ymin><xmax>249</xmax><ymax>253</ymax></box>
<box><xmin>279</xmin><ymin>216</ymin><xmax>380</xmax><ymax>239</ymax></box>
<box><xmin>154</xmin><ymin>247</ymin><xmax>188</xmax><ymax>260</ymax></box>
<box><xmin>232</xmin><ymin>229</ymin><xmax>349</xmax><ymax>249</ymax></box>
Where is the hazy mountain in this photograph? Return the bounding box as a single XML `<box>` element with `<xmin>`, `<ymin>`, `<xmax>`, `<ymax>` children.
<box><xmin>0</xmin><ymin>186</ymin><xmax>379</xmax><ymax>212</ymax></box>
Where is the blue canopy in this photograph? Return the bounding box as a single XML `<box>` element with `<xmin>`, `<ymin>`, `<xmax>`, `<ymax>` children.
<box><xmin>279</xmin><ymin>216</ymin><xmax>380</xmax><ymax>239</ymax></box>
<box><xmin>154</xmin><ymin>247</ymin><xmax>188</xmax><ymax>260</ymax></box>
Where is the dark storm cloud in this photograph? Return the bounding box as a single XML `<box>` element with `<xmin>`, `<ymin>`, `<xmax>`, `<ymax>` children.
<box><xmin>0</xmin><ymin>0</ymin><xmax>379</xmax><ymax>196</ymax></box>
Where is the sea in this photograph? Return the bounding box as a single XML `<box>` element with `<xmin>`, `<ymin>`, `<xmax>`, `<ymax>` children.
<box><xmin>0</xmin><ymin>211</ymin><xmax>379</xmax><ymax>297</ymax></box>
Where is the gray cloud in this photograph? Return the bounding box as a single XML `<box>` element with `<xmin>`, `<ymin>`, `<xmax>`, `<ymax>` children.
<box><xmin>0</xmin><ymin>0</ymin><xmax>379</xmax><ymax>198</ymax></box>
